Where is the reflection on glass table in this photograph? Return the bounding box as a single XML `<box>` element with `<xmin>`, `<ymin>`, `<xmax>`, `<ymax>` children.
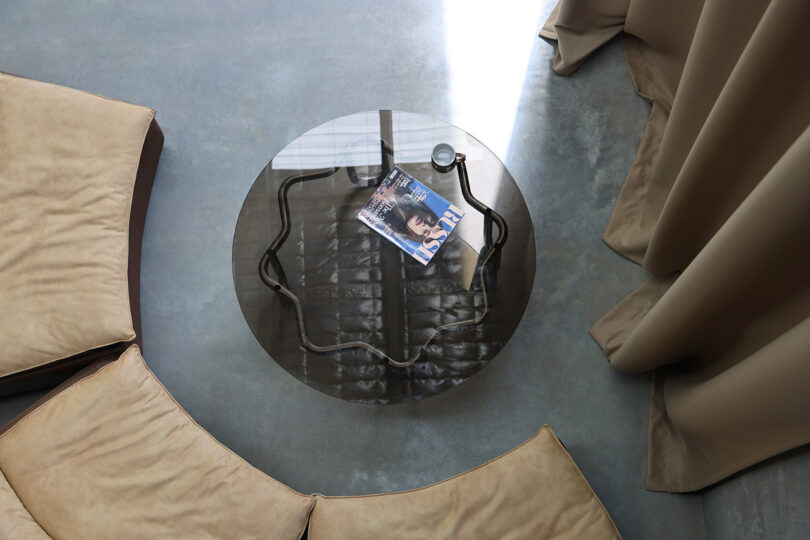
<box><xmin>233</xmin><ymin>111</ymin><xmax>535</xmax><ymax>404</ymax></box>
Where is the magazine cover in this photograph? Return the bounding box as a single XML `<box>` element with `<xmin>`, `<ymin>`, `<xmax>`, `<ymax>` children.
<box><xmin>357</xmin><ymin>166</ymin><xmax>464</xmax><ymax>265</ymax></box>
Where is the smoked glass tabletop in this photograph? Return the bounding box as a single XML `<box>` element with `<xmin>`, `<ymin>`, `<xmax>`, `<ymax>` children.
<box><xmin>233</xmin><ymin>110</ymin><xmax>534</xmax><ymax>403</ymax></box>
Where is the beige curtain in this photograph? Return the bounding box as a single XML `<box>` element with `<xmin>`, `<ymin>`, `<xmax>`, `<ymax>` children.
<box><xmin>542</xmin><ymin>0</ymin><xmax>810</xmax><ymax>492</ymax></box>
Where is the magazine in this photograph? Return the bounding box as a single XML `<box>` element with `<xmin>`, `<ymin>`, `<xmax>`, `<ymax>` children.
<box><xmin>357</xmin><ymin>166</ymin><xmax>464</xmax><ymax>265</ymax></box>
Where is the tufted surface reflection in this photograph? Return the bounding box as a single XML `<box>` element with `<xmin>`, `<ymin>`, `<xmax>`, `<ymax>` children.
<box><xmin>233</xmin><ymin>112</ymin><xmax>534</xmax><ymax>403</ymax></box>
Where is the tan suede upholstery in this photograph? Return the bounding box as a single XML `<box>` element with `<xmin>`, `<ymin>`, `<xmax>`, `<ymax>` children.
<box><xmin>0</xmin><ymin>72</ymin><xmax>155</xmax><ymax>378</ymax></box>
<box><xmin>0</xmin><ymin>469</ymin><xmax>49</xmax><ymax>539</ymax></box>
<box><xmin>309</xmin><ymin>426</ymin><xmax>620</xmax><ymax>539</ymax></box>
<box><xmin>0</xmin><ymin>346</ymin><xmax>314</xmax><ymax>539</ymax></box>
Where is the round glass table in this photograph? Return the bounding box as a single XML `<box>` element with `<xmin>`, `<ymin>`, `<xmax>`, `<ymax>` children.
<box><xmin>233</xmin><ymin>111</ymin><xmax>535</xmax><ymax>403</ymax></box>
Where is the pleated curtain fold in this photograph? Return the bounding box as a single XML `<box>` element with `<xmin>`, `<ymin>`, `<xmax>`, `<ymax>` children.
<box><xmin>542</xmin><ymin>0</ymin><xmax>810</xmax><ymax>492</ymax></box>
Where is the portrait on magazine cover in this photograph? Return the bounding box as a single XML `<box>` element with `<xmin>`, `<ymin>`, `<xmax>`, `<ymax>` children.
<box><xmin>358</xmin><ymin>166</ymin><xmax>464</xmax><ymax>265</ymax></box>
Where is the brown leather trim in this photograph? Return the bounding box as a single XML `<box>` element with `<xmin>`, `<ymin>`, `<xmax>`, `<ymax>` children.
<box><xmin>128</xmin><ymin>117</ymin><xmax>163</xmax><ymax>347</ymax></box>
<box><xmin>0</xmin><ymin>357</ymin><xmax>118</xmax><ymax>438</ymax></box>
<box><xmin>0</xmin><ymin>118</ymin><xmax>164</xmax><ymax>397</ymax></box>
<box><xmin>0</xmin><ymin>342</ymin><xmax>127</xmax><ymax>398</ymax></box>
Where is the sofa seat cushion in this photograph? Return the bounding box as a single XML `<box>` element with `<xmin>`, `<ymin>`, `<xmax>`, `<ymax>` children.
<box><xmin>0</xmin><ymin>346</ymin><xmax>314</xmax><ymax>539</ymax></box>
<box><xmin>0</xmin><ymin>469</ymin><xmax>49</xmax><ymax>539</ymax></box>
<box><xmin>309</xmin><ymin>426</ymin><xmax>620</xmax><ymax>539</ymax></box>
<box><xmin>0</xmin><ymin>72</ymin><xmax>155</xmax><ymax>378</ymax></box>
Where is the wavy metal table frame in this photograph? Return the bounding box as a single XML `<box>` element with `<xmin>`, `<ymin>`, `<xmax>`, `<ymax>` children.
<box><xmin>258</xmin><ymin>150</ymin><xmax>508</xmax><ymax>369</ymax></box>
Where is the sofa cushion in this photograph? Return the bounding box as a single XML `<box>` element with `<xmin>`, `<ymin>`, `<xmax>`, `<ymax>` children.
<box><xmin>0</xmin><ymin>469</ymin><xmax>49</xmax><ymax>539</ymax></box>
<box><xmin>0</xmin><ymin>345</ymin><xmax>314</xmax><ymax>539</ymax></box>
<box><xmin>309</xmin><ymin>426</ymin><xmax>620</xmax><ymax>539</ymax></box>
<box><xmin>0</xmin><ymin>72</ymin><xmax>155</xmax><ymax>378</ymax></box>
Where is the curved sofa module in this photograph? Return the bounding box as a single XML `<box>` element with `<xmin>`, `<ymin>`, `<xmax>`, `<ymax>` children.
<box><xmin>0</xmin><ymin>346</ymin><xmax>619</xmax><ymax>539</ymax></box>
<box><xmin>309</xmin><ymin>426</ymin><xmax>620</xmax><ymax>540</ymax></box>
<box><xmin>0</xmin><ymin>346</ymin><xmax>314</xmax><ymax>540</ymax></box>
<box><xmin>0</xmin><ymin>72</ymin><xmax>163</xmax><ymax>396</ymax></box>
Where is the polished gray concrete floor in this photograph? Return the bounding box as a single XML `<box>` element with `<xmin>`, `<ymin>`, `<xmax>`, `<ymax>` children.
<box><xmin>2</xmin><ymin>1</ymin><xmax>808</xmax><ymax>539</ymax></box>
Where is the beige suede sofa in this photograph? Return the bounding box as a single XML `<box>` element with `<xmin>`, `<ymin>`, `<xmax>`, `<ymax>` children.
<box><xmin>0</xmin><ymin>73</ymin><xmax>620</xmax><ymax>539</ymax></box>
<box><xmin>0</xmin><ymin>71</ymin><xmax>163</xmax><ymax>397</ymax></box>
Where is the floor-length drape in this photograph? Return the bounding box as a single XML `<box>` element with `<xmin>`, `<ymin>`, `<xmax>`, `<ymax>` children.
<box><xmin>542</xmin><ymin>0</ymin><xmax>810</xmax><ymax>492</ymax></box>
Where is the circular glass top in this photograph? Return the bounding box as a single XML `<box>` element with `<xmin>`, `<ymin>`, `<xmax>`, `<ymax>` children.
<box><xmin>233</xmin><ymin>111</ymin><xmax>535</xmax><ymax>403</ymax></box>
